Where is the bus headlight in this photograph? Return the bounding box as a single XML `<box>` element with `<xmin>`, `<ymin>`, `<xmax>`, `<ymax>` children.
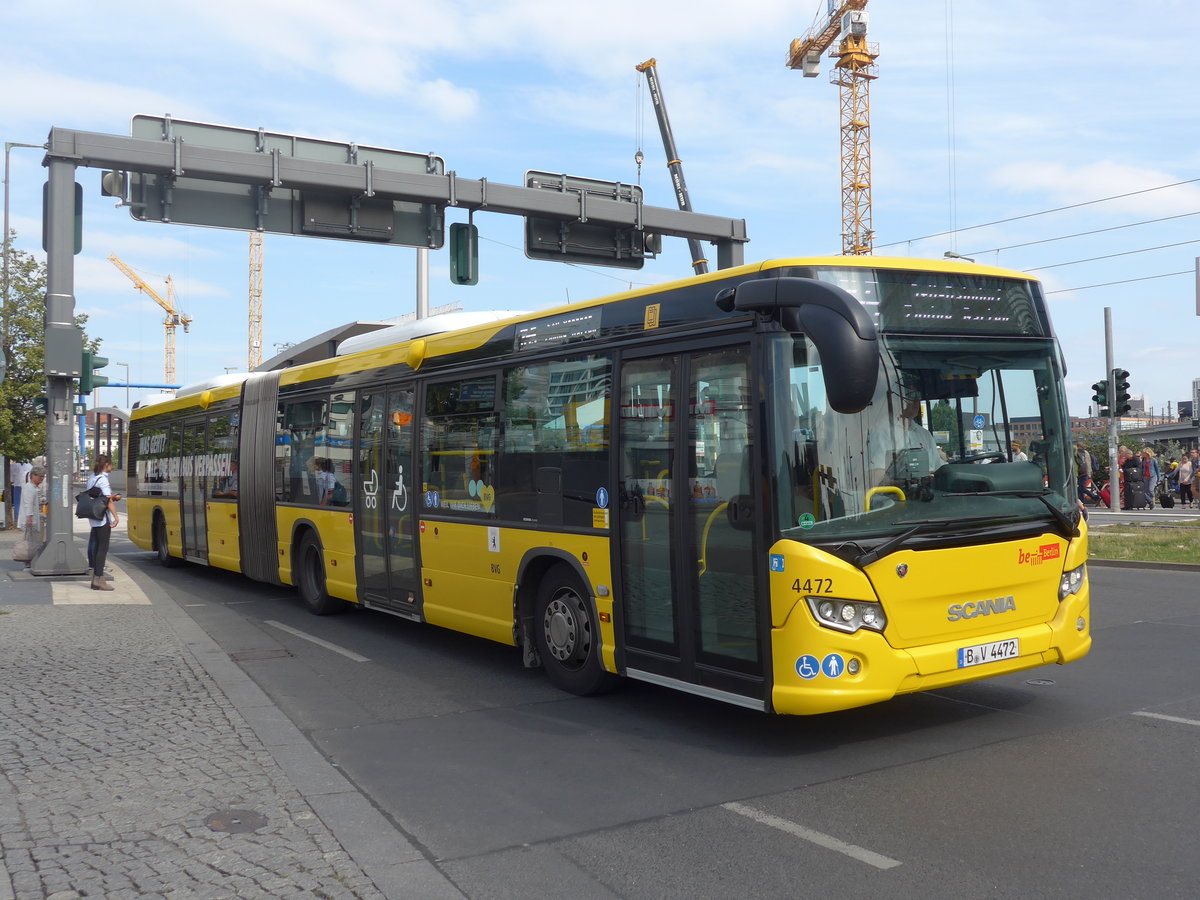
<box><xmin>806</xmin><ymin>596</ymin><xmax>887</xmax><ymax>634</ymax></box>
<box><xmin>1059</xmin><ymin>563</ymin><xmax>1087</xmax><ymax>600</ymax></box>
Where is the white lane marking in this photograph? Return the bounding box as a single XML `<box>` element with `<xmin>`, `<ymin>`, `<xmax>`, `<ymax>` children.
<box><xmin>723</xmin><ymin>802</ymin><xmax>902</xmax><ymax>870</ymax></box>
<box><xmin>264</xmin><ymin>620</ymin><xmax>369</xmax><ymax>662</ymax></box>
<box><xmin>1133</xmin><ymin>711</ymin><xmax>1200</xmax><ymax>728</ymax></box>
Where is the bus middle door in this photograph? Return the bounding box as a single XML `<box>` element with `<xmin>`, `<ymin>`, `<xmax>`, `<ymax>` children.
<box><xmin>356</xmin><ymin>386</ymin><xmax>421</xmax><ymax>618</ymax></box>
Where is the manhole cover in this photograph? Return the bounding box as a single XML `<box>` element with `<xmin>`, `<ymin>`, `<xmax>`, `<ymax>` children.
<box><xmin>1025</xmin><ymin>679</ymin><xmax>1056</xmax><ymax>686</ymax></box>
<box><xmin>205</xmin><ymin>809</ymin><xmax>269</xmax><ymax>833</ymax></box>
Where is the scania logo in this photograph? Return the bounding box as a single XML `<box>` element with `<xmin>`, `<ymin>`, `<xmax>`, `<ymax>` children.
<box><xmin>896</xmin><ymin>563</ymin><xmax>908</xmax><ymax>578</ymax></box>
<box><xmin>947</xmin><ymin>595</ymin><xmax>1016</xmax><ymax>622</ymax></box>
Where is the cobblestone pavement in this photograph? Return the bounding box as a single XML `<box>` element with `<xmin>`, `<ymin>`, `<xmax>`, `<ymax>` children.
<box><xmin>0</xmin><ymin>523</ymin><xmax>461</xmax><ymax>900</ymax></box>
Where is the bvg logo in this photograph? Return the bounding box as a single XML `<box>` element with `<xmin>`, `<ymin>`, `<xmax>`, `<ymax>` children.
<box><xmin>1018</xmin><ymin>543</ymin><xmax>1061</xmax><ymax>566</ymax></box>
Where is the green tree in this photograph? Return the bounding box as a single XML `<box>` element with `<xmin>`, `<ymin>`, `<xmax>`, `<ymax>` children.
<box><xmin>1</xmin><ymin>235</ymin><xmax>94</xmax><ymax>463</ymax></box>
<box><xmin>929</xmin><ymin>399</ymin><xmax>961</xmax><ymax>452</ymax></box>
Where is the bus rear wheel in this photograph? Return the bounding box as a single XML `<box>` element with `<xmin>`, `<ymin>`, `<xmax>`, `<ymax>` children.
<box><xmin>296</xmin><ymin>533</ymin><xmax>345</xmax><ymax>616</ymax></box>
<box><xmin>154</xmin><ymin>515</ymin><xmax>180</xmax><ymax>568</ymax></box>
<box><xmin>534</xmin><ymin>566</ymin><xmax>618</xmax><ymax>696</ymax></box>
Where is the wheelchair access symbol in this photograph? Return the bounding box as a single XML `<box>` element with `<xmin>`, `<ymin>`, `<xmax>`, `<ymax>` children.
<box><xmin>796</xmin><ymin>655</ymin><xmax>820</xmax><ymax>680</ymax></box>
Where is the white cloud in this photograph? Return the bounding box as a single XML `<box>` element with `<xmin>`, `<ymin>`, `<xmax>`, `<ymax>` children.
<box><xmin>4</xmin><ymin>67</ymin><xmax>210</xmax><ymax>132</ymax></box>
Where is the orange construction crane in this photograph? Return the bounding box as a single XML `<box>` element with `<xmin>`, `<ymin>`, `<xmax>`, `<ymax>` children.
<box><xmin>108</xmin><ymin>253</ymin><xmax>192</xmax><ymax>387</ymax></box>
<box><xmin>787</xmin><ymin>0</ymin><xmax>879</xmax><ymax>255</ymax></box>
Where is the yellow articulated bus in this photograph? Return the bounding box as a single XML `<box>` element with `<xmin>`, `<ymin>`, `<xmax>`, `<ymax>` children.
<box><xmin>127</xmin><ymin>256</ymin><xmax>1091</xmax><ymax>715</ymax></box>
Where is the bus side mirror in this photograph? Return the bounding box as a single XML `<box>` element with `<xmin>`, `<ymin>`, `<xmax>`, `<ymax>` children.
<box><xmin>716</xmin><ymin>277</ymin><xmax>879</xmax><ymax>414</ymax></box>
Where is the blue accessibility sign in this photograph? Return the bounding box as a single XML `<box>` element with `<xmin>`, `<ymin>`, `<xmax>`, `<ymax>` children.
<box><xmin>972</xmin><ymin>414</ymin><xmax>986</xmax><ymax>429</ymax></box>
<box><xmin>769</xmin><ymin>554</ymin><xmax>785</xmax><ymax>572</ymax></box>
<box><xmin>796</xmin><ymin>655</ymin><xmax>820</xmax><ymax>680</ymax></box>
<box><xmin>596</xmin><ymin>487</ymin><xmax>609</xmax><ymax>509</ymax></box>
<box><xmin>822</xmin><ymin>653</ymin><xmax>846</xmax><ymax>678</ymax></box>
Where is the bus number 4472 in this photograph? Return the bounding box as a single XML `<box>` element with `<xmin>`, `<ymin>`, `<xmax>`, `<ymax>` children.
<box><xmin>793</xmin><ymin>578</ymin><xmax>833</xmax><ymax>594</ymax></box>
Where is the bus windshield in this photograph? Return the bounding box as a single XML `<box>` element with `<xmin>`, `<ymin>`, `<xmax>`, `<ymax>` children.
<box><xmin>771</xmin><ymin>331</ymin><xmax>1078</xmax><ymax>545</ymax></box>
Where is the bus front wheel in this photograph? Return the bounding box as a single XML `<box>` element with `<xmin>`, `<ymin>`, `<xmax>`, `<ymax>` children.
<box><xmin>534</xmin><ymin>566</ymin><xmax>618</xmax><ymax>696</ymax></box>
<box><xmin>295</xmin><ymin>534</ymin><xmax>346</xmax><ymax>616</ymax></box>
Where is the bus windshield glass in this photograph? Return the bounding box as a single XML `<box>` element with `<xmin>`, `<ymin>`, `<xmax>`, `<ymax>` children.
<box><xmin>771</xmin><ymin>328</ymin><xmax>1076</xmax><ymax>545</ymax></box>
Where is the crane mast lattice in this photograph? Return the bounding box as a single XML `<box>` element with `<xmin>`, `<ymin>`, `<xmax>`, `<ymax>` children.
<box><xmin>787</xmin><ymin>0</ymin><xmax>879</xmax><ymax>255</ymax></box>
<box><xmin>107</xmin><ymin>253</ymin><xmax>192</xmax><ymax>388</ymax></box>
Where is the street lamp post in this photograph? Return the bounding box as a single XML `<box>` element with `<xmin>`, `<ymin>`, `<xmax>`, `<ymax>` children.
<box><xmin>115</xmin><ymin>362</ymin><xmax>130</xmax><ymax>409</ymax></box>
<box><xmin>3</xmin><ymin>140</ymin><xmax>45</xmax><ymax>333</ymax></box>
<box><xmin>3</xmin><ymin>140</ymin><xmax>45</xmax><ymax>529</ymax></box>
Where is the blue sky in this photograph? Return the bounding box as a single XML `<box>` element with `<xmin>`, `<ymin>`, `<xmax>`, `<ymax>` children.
<box><xmin>5</xmin><ymin>0</ymin><xmax>1199</xmax><ymax>418</ymax></box>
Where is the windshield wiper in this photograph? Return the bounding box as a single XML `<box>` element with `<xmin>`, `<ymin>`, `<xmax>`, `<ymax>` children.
<box><xmin>855</xmin><ymin>515</ymin><xmax>1008</xmax><ymax>567</ymax></box>
<box><xmin>942</xmin><ymin>490</ymin><xmax>1079</xmax><ymax>537</ymax></box>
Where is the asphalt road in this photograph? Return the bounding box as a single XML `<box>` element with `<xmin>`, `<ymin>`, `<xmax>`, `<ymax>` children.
<box><xmin>112</xmin><ymin>538</ymin><xmax>1200</xmax><ymax>900</ymax></box>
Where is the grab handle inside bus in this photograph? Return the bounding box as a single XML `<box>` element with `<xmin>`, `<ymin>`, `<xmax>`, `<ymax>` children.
<box><xmin>715</xmin><ymin>276</ymin><xmax>879</xmax><ymax>413</ymax></box>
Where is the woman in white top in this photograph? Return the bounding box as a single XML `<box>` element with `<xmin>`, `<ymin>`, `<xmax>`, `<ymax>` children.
<box><xmin>86</xmin><ymin>454</ymin><xmax>120</xmax><ymax>591</ymax></box>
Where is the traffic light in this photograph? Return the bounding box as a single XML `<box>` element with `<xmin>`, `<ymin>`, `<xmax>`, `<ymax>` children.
<box><xmin>80</xmin><ymin>350</ymin><xmax>109</xmax><ymax>395</ymax></box>
<box><xmin>1090</xmin><ymin>379</ymin><xmax>1109</xmax><ymax>417</ymax></box>
<box><xmin>1112</xmin><ymin>368</ymin><xmax>1132</xmax><ymax>416</ymax></box>
<box><xmin>449</xmin><ymin>222</ymin><xmax>479</xmax><ymax>285</ymax></box>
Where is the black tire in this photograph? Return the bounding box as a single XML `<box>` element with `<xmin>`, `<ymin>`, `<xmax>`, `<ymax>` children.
<box><xmin>295</xmin><ymin>533</ymin><xmax>346</xmax><ymax>615</ymax></box>
<box><xmin>154</xmin><ymin>515</ymin><xmax>180</xmax><ymax>568</ymax></box>
<box><xmin>533</xmin><ymin>565</ymin><xmax>619</xmax><ymax>696</ymax></box>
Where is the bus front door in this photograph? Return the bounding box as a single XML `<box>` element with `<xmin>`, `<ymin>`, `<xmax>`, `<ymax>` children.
<box><xmin>356</xmin><ymin>387</ymin><xmax>421</xmax><ymax>619</ymax></box>
<box><xmin>617</xmin><ymin>345</ymin><xmax>765</xmax><ymax>707</ymax></box>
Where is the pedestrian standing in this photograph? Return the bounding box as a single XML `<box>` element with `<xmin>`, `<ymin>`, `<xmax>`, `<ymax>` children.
<box><xmin>1179</xmin><ymin>454</ymin><xmax>1195</xmax><ymax>508</ymax></box>
<box><xmin>86</xmin><ymin>454</ymin><xmax>120</xmax><ymax>591</ymax></box>
<box><xmin>1191</xmin><ymin>450</ymin><xmax>1200</xmax><ymax>512</ymax></box>
<box><xmin>10</xmin><ymin>460</ymin><xmax>31</xmax><ymax>524</ymax></box>
<box><xmin>1142</xmin><ymin>448</ymin><xmax>1160</xmax><ymax>509</ymax></box>
<box><xmin>16</xmin><ymin>466</ymin><xmax>46</xmax><ymax>567</ymax></box>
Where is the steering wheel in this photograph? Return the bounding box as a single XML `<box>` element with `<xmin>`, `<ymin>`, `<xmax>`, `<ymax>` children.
<box><xmin>958</xmin><ymin>451</ymin><xmax>1006</xmax><ymax>463</ymax></box>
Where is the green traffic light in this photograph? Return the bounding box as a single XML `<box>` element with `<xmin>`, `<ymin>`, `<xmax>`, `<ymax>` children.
<box><xmin>1112</xmin><ymin>368</ymin><xmax>1131</xmax><ymax>416</ymax></box>
<box><xmin>80</xmin><ymin>350</ymin><xmax>110</xmax><ymax>395</ymax></box>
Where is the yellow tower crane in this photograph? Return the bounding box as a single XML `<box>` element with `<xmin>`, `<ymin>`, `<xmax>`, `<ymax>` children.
<box><xmin>787</xmin><ymin>0</ymin><xmax>879</xmax><ymax>255</ymax></box>
<box><xmin>108</xmin><ymin>254</ymin><xmax>192</xmax><ymax>388</ymax></box>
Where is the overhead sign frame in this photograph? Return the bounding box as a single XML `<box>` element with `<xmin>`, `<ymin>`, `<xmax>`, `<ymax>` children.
<box><xmin>124</xmin><ymin>115</ymin><xmax>445</xmax><ymax>248</ymax></box>
<box><xmin>523</xmin><ymin>171</ymin><xmax>649</xmax><ymax>269</ymax></box>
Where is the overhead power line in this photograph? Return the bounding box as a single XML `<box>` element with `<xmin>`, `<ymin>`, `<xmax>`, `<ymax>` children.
<box><xmin>964</xmin><ymin>210</ymin><xmax>1200</xmax><ymax>257</ymax></box>
<box><xmin>877</xmin><ymin>176</ymin><xmax>1200</xmax><ymax>249</ymax></box>
<box><xmin>1043</xmin><ymin>270</ymin><xmax>1191</xmax><ymax>295</ymax></box>
<box><xmin>1025</xmin><ymin>238</ymin><xmax>1200</xmax><ymax>272</ymax></box>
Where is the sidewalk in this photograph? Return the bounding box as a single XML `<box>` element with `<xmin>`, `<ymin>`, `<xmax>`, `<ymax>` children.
<box><xmin>0</xmin><ymin>520</ymin><xmax>462</xmax><ymax>900</ymax></box>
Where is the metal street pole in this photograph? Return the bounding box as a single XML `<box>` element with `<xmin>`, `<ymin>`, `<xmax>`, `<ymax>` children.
<box><xmin>1105</xmin><ymin>307</ymin><xmax>1119</xmax><ymax>512</ymax></box>
<box><xmin>31</xmin><ymin>155</ymin><xmax>89</xmax><ymax>575</ymax></box>
<box><xmin>115</xmin><ymin>362</ymin><xmax>130</xmax><ymax>409</ymax></box>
